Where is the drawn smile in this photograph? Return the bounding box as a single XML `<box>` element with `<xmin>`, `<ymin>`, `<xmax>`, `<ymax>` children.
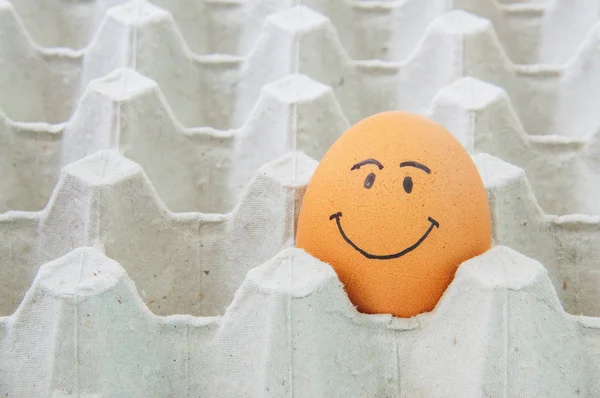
<box><xmin>329</xmin><ymin>212</ymin><xmax>440</xmax><ymax>260</ymax></box>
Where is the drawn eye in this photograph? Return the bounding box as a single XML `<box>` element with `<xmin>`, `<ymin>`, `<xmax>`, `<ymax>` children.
<box><xmin>403</xmin><ymin>176</ymin><xmax>413</xmax><ymax>193</ymax></box>
<box><xmin>364</xmin><ymin>172</ymin><xmax>376</xmax><ymax>189</ymax></box>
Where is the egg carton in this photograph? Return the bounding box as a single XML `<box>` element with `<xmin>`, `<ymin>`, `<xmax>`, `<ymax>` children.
<box><xmin>3</xmin><ymin>63</ymin><xmax>600</xmax><ymax>219</ymax></box>
<box><xmin>2</xmin><ymin>0</ymin><xmax>600</xmax><ymax>396</ymax></box>
<box><xmin>3</xmin><ymin>1</ymin><xmax>600</xmax><ymax>134</ymax></box>
<box><xmin>2</xmin><ymin>144</ymin><xmax>599</xmax><ymax>316</ymax></box>
<box><xmin>1</xmin><ymin>150</ymin><xmax>599</xmax><ymax>396</ymax></box>
<box><xmin>3</xmin><ymin>62</ymin><xmax>598</xmax><ymax>295</ymax></box>
<box><xmin>0</xmin><ymin>149</ymin><xmax>316</xmax><ymax>317</ymax></box>
<box><xmin>3</xmin><ymin>67</ymin><xmax>600</xmax><ymax>260</ymax></box>
<box><xmin>3</xmin><ymin>1</ymin><xmax>600</xmax><ymax>216</ymax></box>
<box><xmin>0</xmin><ymin>67</ymin><xmax>346</xmax><ymax>214</ymax></box>
<box><xmin>7</xmin><ymin>0</ymin><xmax>600</xmax><ymax>64</ymax></box>
<box><xmin>427</xmin><ymin>77</ymin><xmax>600</xmax><ymax>216</ymax></box>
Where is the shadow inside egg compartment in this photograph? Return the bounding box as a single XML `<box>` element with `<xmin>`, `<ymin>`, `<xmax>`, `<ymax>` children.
<box><xmin>296</xmin><ymin>111</ymin><xmax>491</xmax><ymax>318</ymax></box>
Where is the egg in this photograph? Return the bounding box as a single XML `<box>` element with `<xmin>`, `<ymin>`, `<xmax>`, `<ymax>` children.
<box><xmin>296</xmin><ymin>111</ymin><xmax>491</xmax><ymax>318</ymax></box>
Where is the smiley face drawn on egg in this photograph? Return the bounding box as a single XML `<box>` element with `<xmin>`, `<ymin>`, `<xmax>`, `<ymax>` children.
<box><xmin>296</xmin><ymin>111</ymin><xmax>491</xmax><ymax>318</ymax></box>
<box><xmin>330</xmin><ymin>158</ymin><xmax>440</xmax><ymax>260</ymax></box>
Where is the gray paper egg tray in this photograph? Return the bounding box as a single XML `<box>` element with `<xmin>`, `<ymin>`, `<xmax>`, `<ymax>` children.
<box><xmin>1</xmin><ymin>1</ymin><xmax>599</xmax><ymax>396</ymax></box>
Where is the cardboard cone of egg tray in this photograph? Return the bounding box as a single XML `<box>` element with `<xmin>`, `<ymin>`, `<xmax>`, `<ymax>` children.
<box><xmin>1</xmin><ymin>0</ymin><xmax>600</xmax><ymax>396</ymax></box>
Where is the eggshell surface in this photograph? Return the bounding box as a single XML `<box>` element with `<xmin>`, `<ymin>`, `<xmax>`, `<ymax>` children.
<box><xmin>296</xmin><ymin>111</ymin><xmax>491</xmax><ymax>318</ymax></box>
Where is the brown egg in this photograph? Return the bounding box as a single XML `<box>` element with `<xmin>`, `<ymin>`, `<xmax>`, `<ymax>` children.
<box><xmin>296</xmin><ymin>111</ymin><xmax>491</xmax><ymax>318</ymax></box>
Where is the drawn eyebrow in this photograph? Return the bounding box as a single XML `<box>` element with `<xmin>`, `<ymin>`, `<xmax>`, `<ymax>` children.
<box><xmin>350</xmin><ymin>158</ymin><xmax>384</xmax><ymax>171</ymax></box>
<box><xmin>399</xmin><ymin>161</ymin><xmax>431</xmax><ymax>174</ymax></box>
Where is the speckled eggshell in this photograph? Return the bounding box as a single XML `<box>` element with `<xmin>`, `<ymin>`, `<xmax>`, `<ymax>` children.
<box><xmin>296</xmin><ymin>111</ymin><xmax>491</xmax><ymax>318</ymax></box>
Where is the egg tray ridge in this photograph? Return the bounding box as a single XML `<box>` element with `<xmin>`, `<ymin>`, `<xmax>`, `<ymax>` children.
<box><xmin>3</xmin><ymin>1</ymin><xmax>600</xmax><ymax>137</ymax></box>
<box><xmin>2</xmin><ymin>0</ymin><xmax>600</xmax><ymax>396</ymax></box>
<box><xmin>3</xmin><ymin>2</ymin><xmax>600</xmax><ymax>218</ymax></box>
<box><xmin>0</xmin><ymin>150</ymin><xmax>599</xmax><ymax>398</ymax></box>
<box><xmin>2</xmin><ymin>40</ymin><xmax>600</xmax><ymax>324</ymax></box>
<box><xmin>2</xmin><ymin>139</ymin><xmax>600</xmax><ymax>312</ymax></box>
<box><xmin>0</xmin><ymin>231</ymin><xmax>599</xmax><ymax>396</ymax></box>
<box><xmin>3</xmin><ymin>67</ymin><xmax>600</xmax><ymax>244</ymax></box>
<box><xmin>7</xmin><ymin>0</ymin><xmax>600</xmax><ymax>64</ymax></box>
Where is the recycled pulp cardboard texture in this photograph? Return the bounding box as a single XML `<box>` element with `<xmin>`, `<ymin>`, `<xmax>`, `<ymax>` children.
<box><xmin>7</xmin><ymin>0</ymin><xmax>600</xmax><ymax>64</ymax></box>
<box><xmin>0</xmin><ymin>244</ymin><xmax>598</xmax><ymax>396</ymax></box>
<box><xmin>3</xmin><ymin>2</ymin><xmax>600</xmax><ymax>219</ymax></box>
<box><xmin>0</xmin><ymin>150</ymin><xmax>316</xmax><ymax>318</ymax></box>
<box><xmin>3</xmin><ymin>67</ymin><xmax>600</xmax><ymax>219</ymax></box>
<box><xmin>2</xmin><ymin>2</ymin><xmax>600</xmax><ymax>135</ymax></box>
<box><xmin>2</xmin><ymin>147</ymin><xmax>599</xmax><ymax>317</ymax></box>
<box><xmin>4</xmin><ymin>68</ymin><xmax>600</xmax><ymax>296</ymax></box>
<box><xmin>0</xmin><ymin>67</ymin><xmax>346</xmax><ymax>215</ymax></box>
<box><xmin>1</xmin><ymin>0</ymin><xmax>600</xmax><ymax>396</ymax></box>
<box><xmin>427</xmin><ymin>77</ymin><xmax>600</xmax><ymax>216</ymax></box>
<box><xmin>0</xmin><ymin>1</ymin><xmax>599</xmax><ymax>320</ymax></box>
